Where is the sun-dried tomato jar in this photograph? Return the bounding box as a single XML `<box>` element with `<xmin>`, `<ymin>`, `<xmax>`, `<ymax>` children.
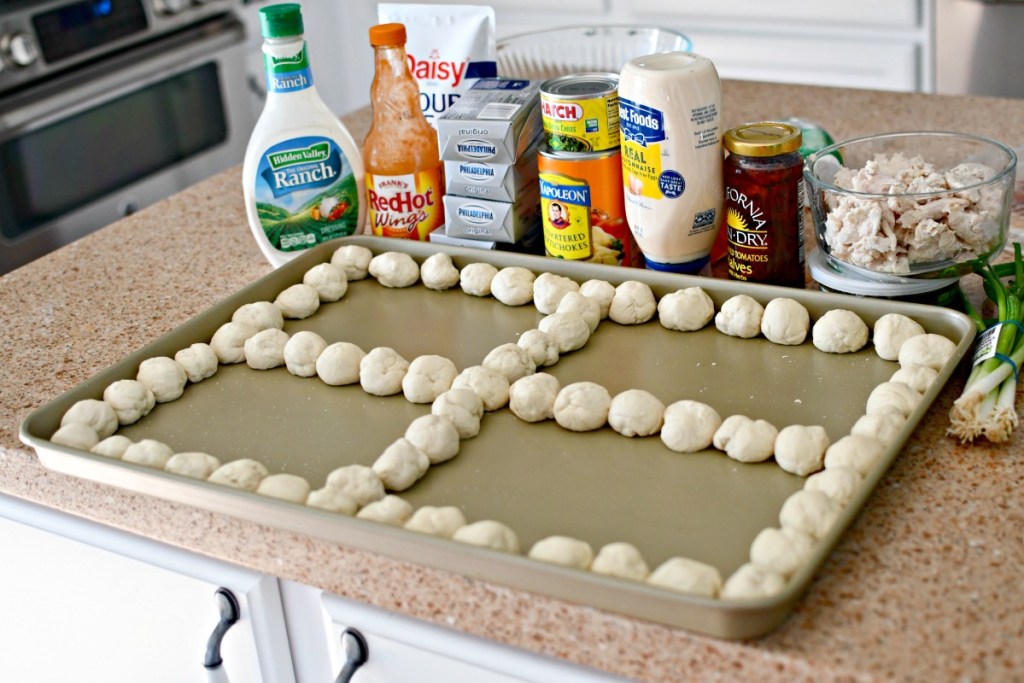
<box><xmin>723</xmin><ymin>122</ymin><xmax>805</xmax><ymax>287</ymax></box>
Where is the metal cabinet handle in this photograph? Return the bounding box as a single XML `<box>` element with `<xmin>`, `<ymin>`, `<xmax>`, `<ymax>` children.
<box><xmin>333</xmin><ymin>628</ymin><xmax>369</xmax><ymax>683</ymax></box>
<box><xmin>204</xmin><ymin>588</ymin><xmax>241</xmax><ymax>671</ymax></box>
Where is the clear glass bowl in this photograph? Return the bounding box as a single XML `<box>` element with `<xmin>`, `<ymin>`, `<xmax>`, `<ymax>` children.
<box><xmin>804</xmin><ymin>131</ymin><xmax>1017</xmax><ymax>280</ymax></box>
<box><xmin>496</xmin><ymin>26</ymin><xmax>692</xmax><ymax>81</ymax></box>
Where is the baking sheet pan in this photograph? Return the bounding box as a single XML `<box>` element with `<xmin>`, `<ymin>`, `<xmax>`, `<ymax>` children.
<box><xmin>21</xmin><ymin>236</ymin><xmax>976</xmax><ymax>639</ymax></box>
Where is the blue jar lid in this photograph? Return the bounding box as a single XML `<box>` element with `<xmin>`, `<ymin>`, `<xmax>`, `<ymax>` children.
<box><xmin>644</xmin><ymin>256</ymin><xmax>709</xmax><ymax>275</ymax></box>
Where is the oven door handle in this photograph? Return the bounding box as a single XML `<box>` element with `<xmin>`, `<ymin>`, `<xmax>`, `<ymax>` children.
<box><xmin>0</xmin><ymin>13</ymin><xmax>248</xmax><ymax>140</ymax></box>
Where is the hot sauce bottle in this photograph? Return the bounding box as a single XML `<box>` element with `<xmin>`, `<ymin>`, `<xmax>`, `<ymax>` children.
<box><xmin>723</xmin><ymin>122</ymin><xmax>805</xmax><ymax>287</ymax></box>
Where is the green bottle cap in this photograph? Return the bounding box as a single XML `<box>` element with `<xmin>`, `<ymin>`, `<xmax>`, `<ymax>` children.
<box><xmin>259</xmin><ymin>4</ymin><xmax>304</xmax><ymax>39</ymax></box>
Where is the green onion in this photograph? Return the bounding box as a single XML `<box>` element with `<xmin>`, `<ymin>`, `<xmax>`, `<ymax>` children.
<box><xmin>948</xmin><ymin>243</ymin><xmax>1024</xmax><ymax>443</ymax></box>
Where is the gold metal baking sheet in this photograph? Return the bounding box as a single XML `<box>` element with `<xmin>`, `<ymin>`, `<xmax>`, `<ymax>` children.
<box><xmin>21</xmin><ymin>236</ymin><xmax>976</xmax><ymax>639</ymax></box>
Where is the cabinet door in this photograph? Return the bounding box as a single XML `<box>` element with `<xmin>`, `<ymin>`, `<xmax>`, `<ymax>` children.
<box><xmin>0</xmin><ymin>494</ymin><xmax>295</xmax><ymax>683</ymax></box>
<box><xmin>280</xmin><ymin>580</ymin><xmax>628</xmax><ymax>683</ymax></box>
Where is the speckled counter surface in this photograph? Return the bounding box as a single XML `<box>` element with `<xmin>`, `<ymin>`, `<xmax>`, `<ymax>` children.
<box><xmin>2</xmin><ymin>81</ymin><xmax>1023</xmax><ymax>682</ymax></box>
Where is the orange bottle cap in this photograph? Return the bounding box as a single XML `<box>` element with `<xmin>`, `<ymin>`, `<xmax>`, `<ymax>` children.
<box><xmin>369</xmin><ymin>23</ymin><xmax>406</xmax><ymax>46</ymax></box>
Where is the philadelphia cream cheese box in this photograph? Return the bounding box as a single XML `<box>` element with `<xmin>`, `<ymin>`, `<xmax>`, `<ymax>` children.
<box><xmin>443</xmin><ymin>186</ymin><xmax>540</xmax><ymax>243</ymax></box>
<box><xmin>437</xmin><ymin>78</ymin><xmax>541</xmax><ymax>165</ymax></box>
<box><xmin>444</xmin><ymin>138</ymin><xmax>540</xmax><ymax>202</ymax></box>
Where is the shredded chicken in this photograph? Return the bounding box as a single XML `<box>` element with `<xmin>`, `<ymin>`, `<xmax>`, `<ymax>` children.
<box><xmin>823</xmin><ymin>153</ymin><xmax>1001</xmax><ymax>274</ymax></box>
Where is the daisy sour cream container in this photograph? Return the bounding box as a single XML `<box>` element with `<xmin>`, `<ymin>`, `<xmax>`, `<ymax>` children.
<box><xmin>618</xmin><ymin>52</ymin><xmax>723</xmax><ymax>273</ymax></box>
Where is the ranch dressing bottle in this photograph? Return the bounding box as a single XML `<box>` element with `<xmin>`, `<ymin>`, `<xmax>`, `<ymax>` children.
<box><xmin>243</xmin><ymin>3</ymin><xmax>365</xmax><ymax>268</ymax></box>
<box><xmin>618</xmin><ymin>52</ymin><xmax>723</xmax><ymax>273</ymax></box>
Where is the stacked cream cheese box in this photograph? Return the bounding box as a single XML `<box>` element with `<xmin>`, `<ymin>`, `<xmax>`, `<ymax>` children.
<box><xmin>433</xmin><ymin>78</ymin><xmax>544</xmax><ymax>251</ymax></box>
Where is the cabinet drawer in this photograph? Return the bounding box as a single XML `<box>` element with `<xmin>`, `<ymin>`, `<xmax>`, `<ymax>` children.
<box><xmin>281</xmin><ymin>581</ymin><xmax>627</xmax><ymax>683</ymax></box>
<box><xmin>689</xmin><ymin>31</ymin><xmax>920</xmax><ymax>92</ymax></box>
<box><xmin>626</xmin><ymin>0</ymin><xmax>921</xmax><ymax>28</ymax></box>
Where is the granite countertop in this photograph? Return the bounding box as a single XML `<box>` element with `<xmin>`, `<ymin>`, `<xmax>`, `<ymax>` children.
<box><xmin>2</xmin><ymin>80</ymin><xmax>1023</xmax><ymax>682</ymax></box>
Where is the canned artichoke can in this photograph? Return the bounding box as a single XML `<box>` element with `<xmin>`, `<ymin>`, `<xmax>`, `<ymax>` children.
<box><xmin>540</xmin><ymin>73</ymin><xmax>620</xmax><ymax>154</ymax></box>
<box><xmin>538</xmin><ymin>147</ymin><xmax>640</xmax><ymax>266</ymax></box>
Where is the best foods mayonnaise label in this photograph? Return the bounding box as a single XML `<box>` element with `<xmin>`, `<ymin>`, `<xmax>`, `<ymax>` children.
<box><xmin>619</xmin><ymin>99</ymin><xmax>674</xmax><ymax>203</ymax></box>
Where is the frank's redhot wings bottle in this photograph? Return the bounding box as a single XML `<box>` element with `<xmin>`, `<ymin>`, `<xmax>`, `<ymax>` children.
<box><xmin>363</xmin><ymin>23</ymin><xmax>445</xmax><ymax>240</ymax></box>
<box><xmin>242</xmin><ymin>3</ymin><xmax>365</xmax><ymax>267</ymax></box>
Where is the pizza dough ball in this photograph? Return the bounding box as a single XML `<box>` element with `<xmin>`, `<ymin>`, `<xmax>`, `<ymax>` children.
<box><xmin>360</xmin><ymin>347</ymin><xmax>410</xmax><ymax>396</ymax></box>
<box><xmin>779</xmin><ymin>489</ymin><xmax>841</xmax><ymax>539</ymax></box>
<box><xmin>890</xmin><ymin>364</ymin><xmax>939</xmax><ymax>394</ymax></box>
<box><xmin>174</xmin><ymin>343</ymin><xmax>219</xmax><ymax>383</ymax></box>
<box><xmin>720</xmin><ymin>563</ymin><xmax>786</xmax><ymax>600</ymax></box>
<box><xmin>432</xmin><ymin>388</ymin><xmax>484</xmax><ymax>439</ymax></box>
<box><xmin>660</xmin><ymin>400</ymin><xmax>722</xmax><ymax>453</ymax></box>
<box><xmin>715</xmin><ymin>295</ymin><xmax>764</xmax><ymax>338</ymax></box>
<box><xmin>306</xmin><ymin>487</ymin><xmax>358</xmax><ymax>515</ymax></box>
<box><xmin>713</xmin><ymin>415</ymin><xmax>777</xmax><ymax>463</ymax></box>
<box><xmin>91</xmin><ymin>435</ymin><xmax>133</xmax><ymax>459</ymax></box>
<box><xmin>590</xmin><ymin>542</ymin><xmax>650</xmax><ymax>581</ymax></box>
<box><xmin>749</xmin><ymin>527</ymin><xmax>816</xmax><ymax>578</ymax></box>
<box><xmin>325</xmin><ymin>464</ymin><xmax>385</xmax><ymax>507</ymax></box>
<box><xmin>528</xmin><ymin>536</ymin><xmax>594</xmax><ymax>569</ymax></box>
<box><xmin>850</xmin><ymin>412</ymin><xmax>905</xmax><ymax>446</ymax></box>
<box><xmin>579</xmin><ymin>279</ymin><xmax>615</xmax><ymax>319</ymax></box>
<box><xmin>316</xmin><ymin>342</ymin><xmax>366</xmax><ymax>386</ymax></box>
<box><xmin>208</xmin><ymin>458</ymin><xmax>268</xmax><ymax>490</ymax></box>
<box><xmin>646</xmin><ymin>557</ymin><xmax>722</xmax><ymax>598</ymax></box>
<box><xmin>420</xmin><ymin>252</ymin><xmax>460</xmax><ymax>291</ymax></box>
<box><xmin>61</xmin><ymin>399</ymin><xmax>118</xmax><ymax>439</ymax></box>
<box><xmin>517</xmin><ymin>329</ymin><xmax>560</xmax><ymax>368</ymax></box>
<box><xmin>608</xmin><ymin>389</ymin><xmax>665</xmax><ymax>437</ymax></box>
<box><xmin>556</xmin><ymin>291</ymin><xmax>601</xmax><ymax>333</ymax></box>
<box><xmin>658</xmin><ymin>287</ymin><xmax>715</xmax><ymax>332</ymax></box>
<box><xmin>303</xmin><ymin>262</ymin><xmax>348</xmax><ymax>302</ymax></box>
<box><xmin>51</xmin><ymin>423</ymin><xmax>99</xmax><ymax>450</ymax></box>
<box><xmin>164</xmin><ymin>451</ymin><xmax>221</xmax><ymax>479</ymax></box>
<box><xmin>274</xmin><ymin>283</ymin><xmax>320</xmax><ymax>319</ymax></box>
<box><xmin>331</xmin><ymin>243</ymin><xmax>373</xmax><ymax>280</ymax></box>
<box><xmin>402</xmin><ymin>355</ymin><xmax>458</xmax><ymax>403</ymax></box>
<box><xmin>491</xmin><ymin>266</ymin><xmax>535</xmax><ymax>306</ymax></box>
<box><xmin>404</xmin><ymin>505</ymin><xmax>467</xmax><ymax>538</ymax></box>
<box><xmin>459</xmin><ymin>262</ymin><xmax>498</xmax><ymax>297</ymax></box>
<box><xmin>538</xmin><ymin>312</ymin><xmax>591</xmax><ymax>352</ymax></box>
<box><xmin>122</xmin><ymin>439</ymin><xmax>174</xmax><ymax>469</ymax></box>
<box><xmin>256</xmin><ymin>473</ymin><xmax>311</xmax><ymax>503</ymax></box>
<box><xmin>609</xmin><ymin>280</ymin><xmax>657</xmax><ymax>325</ymax></box>
<box><xmin>357</xmin><ymin>495</ymin><xmax>413</xmax><ymax>526</ymax></box>
<box><xmin>373</xmin><ymin>438</ymin><xmax>430</xmax><ymax>491</ymax></box>
<box><xmin>533</xmin><ymin>272</ymin><xmax>579</xmax><ymax>314</ymax></box>
<box><xmin>773</xmin><ymin>425</ymin><xmax>829</xmax><ymax>476</ymax></box>
<box><xmin>210</xmin><ymin>322</ymin><xmax>259</xmax><ymax>364</ymax></box>
<box><xmin>805</xmin><ymin>465</ymin><xmax>862</xmax><ymax>506</ymax></box>
<box><xmin>873</xmin><ymin>313</ymin><xmax>926</xmax><ymax>361</ymax></box>
<box><xmin>283</xmin><ymin>331</ymin><xmax>328</xmax><ymax>377</ymax></box>
<box><xmin>760</xmin><ymin>298</ymin><xmax>810</xmax><ymax>346</ymax></box>
<box><xmin>232</xmin><ymin>301</ymin><xmax>283</xmax><ymax>331</ymax></box>
<box><xmin>404</xmin><ymin>414</ymin><xmax>460</xmax><ymax>464</ymax></box>
<box><xmin>824</xmin><ymin>434</ymin><xmax>887</xmax><ymax>476</ymax></box>
<box><xmin>136</xmin><ymin>356</ymin><xmax>187</xmax><ymax>403</ymax></box>
<box><xmin>451</xmin><ymin>365</ymin><xmax>510</xmax><ymax>411</ymax></box>
<box><xmin>103</xmin><ymin>379</ymin><xmax>156</xmax><ymax>425</ymax></box>
<box><xmin>452</xmin><ymin>520</ymin><xmax>520</xmax><ymax>554</ymax></box>
<box><xmin>812</xmin><ymin>309</ymin><xmax>869</xmax><ymax>354</ymax></box>
<box><xmin>553</xmin><ymin>382</ymin><xmax>611</xmax><ymax>432</ymax></box>
<box><xmin>866</xmin><ymin>381</ymin><xmax>921</xmax><ymax>418</ymax></box>
<box><xmin>482</xmin><ymin>343</ymin><xmax>535</xmax><ymax>383</ymax></box>
<box><xmin>898</xmin><ymin>333</ymin><xmax>957</xmax><ymax>370</ymax></box>
<box><xmin>244</xmin><ymin>328</ymin><xmax>289</xmax><ymax>370</ymax></box>
<box><xmin>369</xmin><ymin>251</ymin><xmax>419</xmax><ymax>288</ymax></box>
<box><xmin>509</xmin><ymin>373</ymin><xmax>560</xmax><ymax>423</ymax></box>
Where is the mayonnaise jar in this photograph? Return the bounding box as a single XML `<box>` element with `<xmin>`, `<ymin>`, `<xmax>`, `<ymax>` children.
<box><xmin>618</xmin><ymin>52</ymin><xmax>723</xmax><ymax>273</ymax></box>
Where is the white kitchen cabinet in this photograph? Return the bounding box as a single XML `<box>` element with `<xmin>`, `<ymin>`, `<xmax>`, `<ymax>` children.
<box><xmin>278</xmin><ymin>579</ymin><xmax>629</xmax><ymax>683</ymax></box>
<box><xmin>0</xmin><ymin>494</ymin><xmax>294</xmax><ymax>683</ymax></box>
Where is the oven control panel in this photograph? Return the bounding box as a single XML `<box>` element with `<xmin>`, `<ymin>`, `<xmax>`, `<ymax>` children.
<box><xmin>0</xmin><ymin>0</ymin><xmax>238</xmax><ymax>94</ymax></box>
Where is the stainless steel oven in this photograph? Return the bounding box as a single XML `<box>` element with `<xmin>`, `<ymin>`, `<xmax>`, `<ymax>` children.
<box><xmin>0</xmin><ymin>0</ymin><xmax>258</xmax><ymax>274</ymax></box>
